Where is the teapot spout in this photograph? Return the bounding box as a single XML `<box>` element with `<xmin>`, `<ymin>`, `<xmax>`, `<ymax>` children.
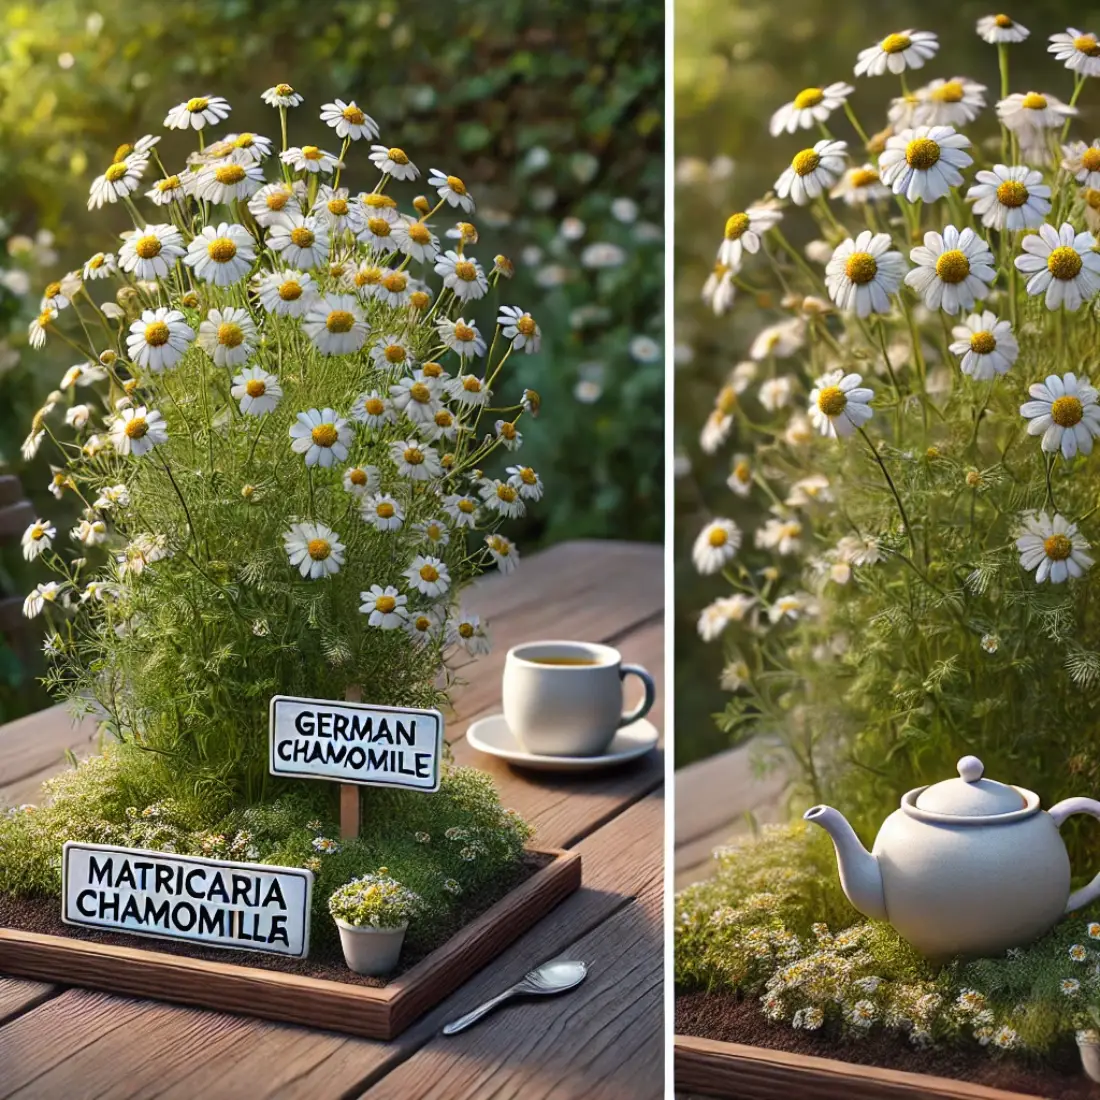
<box><xmin>803</xmin><ymin>805</ymin><xmax>887</xmax><ymax>922</ymax></box>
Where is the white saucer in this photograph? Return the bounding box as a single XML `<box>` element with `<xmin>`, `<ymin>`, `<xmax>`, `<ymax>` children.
<box><xmin>465</xmin><ymin>714</ymin><xmax>659</xmax><ymax>772</ymax></box>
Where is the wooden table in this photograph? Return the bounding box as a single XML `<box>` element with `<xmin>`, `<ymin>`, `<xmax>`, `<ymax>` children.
<box><xmin>0</xmin><ymin>538</ymin><xmax>663</xmax><ymax>1100</ymax></box>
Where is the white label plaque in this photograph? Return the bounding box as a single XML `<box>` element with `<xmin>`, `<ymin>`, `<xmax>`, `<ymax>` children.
<box><xmin>62</xmin><ymin>842</ymin><xmax>313</xmax><ymax>958</ymax></box>
<box><xmin>268</xmin><ymin>694</ymin><xmax>444</xmax><ymax>792</ymax></box>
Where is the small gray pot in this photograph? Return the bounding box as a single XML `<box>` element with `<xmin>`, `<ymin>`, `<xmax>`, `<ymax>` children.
<box><xmin>334</xmin><ymin>918</ymin><xmax>408</xmax><ymax>976</ymax></box>
<box><xmin>1077</xmin><ymin>1030</ymin><xmax>1100</xmax><ymax>1084</ymax></box>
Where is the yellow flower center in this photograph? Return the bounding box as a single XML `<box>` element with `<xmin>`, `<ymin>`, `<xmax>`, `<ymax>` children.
<box><xmin>207</xmin><ymin>237</ymin><xmax>238</xmax><ymax>263</ymax></box>
<box><xmin>1021</xmin><ymin>92</ymin><xmax>1047</xmax><ymax>110</ymax></box>
<box><xmin>817</xmin><ymin>385</ymin><xmax>848</xmax><ymax>417</ymax></box>
<box><xmin>375</xmin><ymin>595</ymin><xmax>396</xmax><ymax>612</ymax></box>
<box><xmin>519</xmin><ymin>467</ymin><xmax>537</xmax><ymax>485</ymax></box>
<box><xmin>387</xmin><ymin>147</ymin><xmax>409</xmax><ymax>164</ymax></box>
<box><xmin>275</xmin><ymin>83</ymin><xmax>294</xmax><ymax>96</ymax></box>
<box><xmin>454</xmin><ymin>322</ymin><xmax>475</xmax><ymax>342</ymax></box>
<box><xmin>1051</xmin><ymin>395</ymin><xmax>1084</xmax><ymax>427</ymax></box>
<box><xmin>382</xmin><ymin>272</ymin><xmax>407</xmax><ymax>293</ymax></box>
<box><xmin>186</xmin><ymin>97</ymin><xmax>209</xmax><ymax>112</ymax></box>
<box><xmin>367</xmin><ymin>217</ymin><xmax>392</xmax><ymax>237</ymax></box>
<box><xmin>422</xmin><ymin>362</ymin><xmax>443</xmax><ymax>378</ymax></box>
<box><xmin>217</xmin><ymin>322</ymin><xmax>244</xmax><ymax>347</ymax></box>
<box><xmin>307</xmin><ymin>538</ymin><xmax>331</xmax><ymax>561</ymax></box>
<box><xmin>850</xmin><ymin>168</ymin><xmax>879</xmax><ymax>188</ymax></box>
<box><xmin>124</xmin><ymin>416</ymin><xmax>148</xmax><ymax>439</ymax></box>
<box><xmin>499</xmin><ymin>422</ymin><xmax>517</xmax><ymax>439</ymax></box>
<box><xmin>348</xmin><ymin>467</ymin><xmax>368</xmax><ymax>486</ymax></box>
<box><xmin>446</xmin><ymin>175</ymin><xmax>467</xmax><ymax>195</ymax></box>
<box><xmin>409</xmin><ymin>382</ymin><xmax>432</xmax><ymax>403</ymax></box>
<box><xmin>1083</xmin><ymin>148</ymin><xmax>1100</xmax><ymax>173</ymax></box>
<box><xmin>454</xmin><ymin>260</ymin><xmax>478</xmax><ymax>281</ymax></box>
<box><xmin>1075</xmin><ymin>34</ymin><xmax>1100</xmax><ymax>57</ymax></box>
<box><xmin>301</xmin><ymin>146</ymin><xmax>323</xmax><ymax>161</ymax></box>
<box><xmin>44</xmin><ymin>281</ymin><xmax>62</xmax><ymax>299</ymax></box>
<box><xmin>363</xmin><ymin>193</ymin><xmax>397</xmax><ymax>209</ymax></box>
<box><xmin>791</xmin><ymin>149</ymin><xmax>820</xmax><ymax>177</ymax></box>
<box><xmin>327</xmin><ymin>197</ymin><xmax>348</xmax><ymax>216</ymax></box>
<box><xmin>403</xmin><ymin>446</ymin><xmax>425</xmax><ymax>465</ymax></box>
<box><xmin>881</xmin><ymin>33</ymin><xmax>911</xmax><ymax>53</ymax></box>
<box><xmin>245</xmin><ymin>379</ymin><xmax>266</xmax><ymax>397</ymax></box>
<box><xmin>516</xmin><ymin>315</ymin><xmax>538</xmax><ymax>337</ymax></box>
<box><xmin>995</xmin><ymin>179</ymin><xmax>1028</xmax><ymax>207</ymax></box>
<box><xmin>931</xmin><ymin>81</ymin><xmax>964</xmax><ymax>103</ymax></box>
<box><xmin>365</xmin><ymin>397</ymin><xmax>385</xmax><ymax>416</ymax></box>
<box><xmin>1048</xmin><ymin>246</ymin><xmax>1083</xmax><ymax>281</ymax></box>
<box><xmin>462</xmin><ymin>377</ymin><xmax>482</xmax><ymax>393</ymax></box>
<box><xmin>215</xmin><ymin>164</ymin><xmax>247</xmax><ymax>184</ymax></box>
<box><xmin>266</xmin><ymin>191</ymin><xmax>290</xmax><ymax>210</ymax></box>
<box><xmin>356</xmin><ymin>266</ymin><xmax>382</xmax><ymax>286</ymax></box>
<box><xmin>935</xmin><ymin>249</ymin><xmax>970</xmax><ymax>284</ymax></box>
<box><xmin>408</xmin><ymin>223</ymin><xmax>431</xmax><ymax>244</ymax></box>
<box><xmin>410</xmin><ymin>291</ymin><xmax>431</xmax><ymax>309</ymax></box>
<box><xmin>733</xmin><ymin>460</ymin><xmax>750</xmax><ymax>483</ymax></box>
<box><xmin>969</xmin><ymin>330</ymin><xmax>997</xmax><ymax>354</ymax></box>
<box><xmin>716</xmin><ymin>385</ymin><xmax>738</xmax><ymax>415</ymax></box>
<box><xmin>376</xmin><ymin>501</ymin><xmax>395</xmax><ymax>518</ymax></box>
<box><xmin>458</xmin><ymin>498</ymin><xmax>475</xmax><ymax>513</ymax></box>
<box><xmin>311</xmin><ymin>423</ymin><xmax>339</xmax><ymax>447</ymax></box>
<box><xmin>135</xmin><ymin>235</ymin><xmax>163</xmax><ymax>259</ymax></box>
<box><xmin>278</xmin><ymin>280</ymin><xmax>302</xmax><ymax>300</ymax></box>
<box><xmin>724</xmin><ymin>213</ymin><xmax>750</xmax><ymax>241</ymax></box>
<box><xmin>326</xmin><ymin>310</ymin><xmax>355</xmax><ymax>333</ymax></box>
<box><xmin>105</xmin><ymin>162</ymin><xmax>129</xmax><ymax>183</ymax></box>
<box><xmin>845</xmin><ymin>251</ymin><xmax>878</xmax><ymax>284</ymax></box>
<box><xmin>144</xmin><ymin>320</ymin><xmax>171</xmax><ymax>346</ymax></box>
<box><xmin>434</xmin><ymin>410</ymin><xmax>453</xmax><ymax>427</ymax></box>
<box><xmin>707</xmin><ymin>527</ymin><xmax>729</xmax><ymax>548</ymax></box>
<box><xmin>419</xmin><ymin>563</ymin><xmax>440</xmax><ymax>582</ymax></box>
<box><xmin>496</xmin><ymin>484</ymin><xmax>518</xmax><ymax>503</ymax></box>
<box><xmin>994</xmin><ymin>14</ymin><xmax>1014</xmax><ymax>28</ymax></box>
<box><xmin>384</xmin><ymin>344</ymin><xmax>407</xmax><ymax>364</ymax></box>
<box><xmin>88</xmin><ymin>254</ymin><xmax>105</xmax><ymax>269</ymax></box>
<box><xmin>1086</xmin><ymin>188</ymin><xmax>1100</xmax><ymax>211</ymax></box>
<box><xmin>342</xmin><ymin>105</ymin><xmax>366</xmax><ymax>125</ymax></box>
<box><xmin>905</xmin><ymin>138</ymin><xmax>941</xmax><ymax>170</ymax></box>
<box><xmin>793</xmin><ymin>87</ymin><xmax>824</xmax><ymax>110</ymax></box>
<box><xmin>289</xmin><ymin>227</ymin><xmax>315</xmax><ymax>248</ymax></box>
<box><xmin>1044</xmin><ymin>533</ymin><xmax>1073</xmax><ymax>561</ymax></box>
<box><xmin>154</xmin><ymin>176</ymin><xmax>180</xmax><ymax>195</ymax></box>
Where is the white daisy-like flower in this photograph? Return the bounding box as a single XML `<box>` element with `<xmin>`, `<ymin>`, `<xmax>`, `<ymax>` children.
<box><xmin>905</xmin><ymin>226</ymin><xmax>996</xmax><ymax>314</ymax></box>
<box><xmin>702</xmin><ymin>263</ymin><xmax>736</xmax><ymax>315</ymax></box>
<box><xmin>21</xmin><ymin>519</ymin><xmax>55</xmax><ymax>561</ymax></box>
<box><xmin>977</xmin><ymin>14</ymin><xmax>1029</xmax><ymax>44</ymax></box>
<box><xmin>391</xmin><ymin>439</ymin><xmax>442</xmax><ymax>481</ymax></box>
<box><xmin>262</xmin><ymin>83</ymin><xmax>303</xmax><ymax>108</ymax></box>
<box><xmin>253</xmin><ymin>269</ymin><xmax>316</xmax><ymax>317</ymax></box>
<box><xmin>64</xmin><ymin>404</ymin><xmax>90</xmax><ymax>430</ymax></box>
<box><xmin>391</xmin><ymin>217</ymin><xmax>440</xmax><ymax>263</ymax></box>
<box><xmin>420</xmin><ymin>407</ymin><xmax>460</xmax><ymax>444</ymax></box>
<box><xmin>438</xmin><ymin>317</ymin><xmax>487</xmax><ymax>359</ymax></box>
<box><xmin>913</xmin><ymin>77</ymin><xmax>986</xmax><ymax>128</ymax></box>
<box><xmin>786</xmin><ymin>475</ymin><xmax>832</xmax><ymax>508</ymax></box>
<box><xmin>750</xmin><ymin>319</ymin><xmax>805</xmax><ymax>361</ymax></box>
<box><xmin>342</xmin><ymin>466</ymin><xmax>380</xmax><ymax>498</ymax></box>
<box><xmin>352</xmin><ymin>390</ymin><xmax>396</xmax><ymax>429</ymax></box>
<box><xmin>185</xmin><ymin>223</ymin><xmax>256</xmax><ymax>286</ymax></box>
<box><xmin>434</xmin><ymin>250</ymin><xmax>488</xmax><ymax>302</ymax></box>
<box><xmin>446</xmin><ymin>373</ymin><xmax>491</xmax><ymax>408</ymax></box>
<box><xmin>72</xmin><ymin>519</ymin><xmax>107</xmax><ymax>547</ymax></box>
<box><xmin>1017</xmin><ymin>512</ymin><xmax>1093</xmax><ymax>583</ymax></box>
<box><xmin>1063</xmin><ymin>141</ymin><xmax>1100</xmax><ymax>189</ymax></box>
<box><xmin>118</xmin><ymin>224</ymin><xmax>185</xmax><ymax>281</ymax></box>
<box><xmin>248</xmin><ymin>181</ymin><xmax>304</xmax><ymax>227</ymax></box>
<box><xmin>997</xmin><ymin>92</ymin><xmax>1076</xmax><ymax>133</ymax></box>
<box><xmin>855</xmin><ymin>30</ymin><xmax>939</xmax><ymax>77</ymax></box>
<box><xmin>759</xmin><ymin>377</ymin><xmax>793</xmax><ymax>412</ymax></box>
<box><xmin>480</xmin><ymin>479</ymin><xmax>526</xmax><ymax>519</ymax></box>
<box><xmin>755</xmin><ymin>515</ymin><xmax>802</xmax><ymax>555</ymax></box>
<box><xmin>775</xmin><ymin>140</ymin><xmax>848</xmax><ymax>206</ymax></box>
<box><xmin>109</xmin><ymin>406</ymin><xmax>167</xmax><ymax>457</ymax></box>
<box><xmin>428</xmin><ymin>168</ymin><xmax>475</xmax><ymax>212</ymax></box>
<box><xmin>362</xmin><ymin>493</ymin><xmax>404</xmax><ymax>532</ymax></box>
<box><xmin>966</xmin><ymin>165</ymin><xmax>1051</xmax><ymax>231</ymax></box>
<box><xmin>219</xmin><ymin>131</ymin><xmax>274</xmax><ymax>164</ymax></box>
<box><xmin>887</xmin><ymin>93</ymin><xmax>921</xmax><ymax>130</ymax></box>
<box><xmin>196</xmin><ymin>307</ymin><xmax>255</xmax><ymax>368</ymax></box>
<box><xmin>412</xmin><ymin>519</ymin><xmax>450</xmax><ymax>552</ymax></box>
<box><xmin>825</xmin><ymin>232</ymin><xmax>906</xmax><ymax>317</ymax></box>
<box><xmin>830</xmin><ymin>164</ymin><xmax>892</xmax><ymax>206</ymax></box>
<box><xmin>24</xmin><ymin>582</ymin><xmax>64</xmax><ymax>619</ymax></box>
<box><xmin>485</xmin><ymin>533</ymin><xmax>519</xmax><ymax>574</ymax></box>
<box><xmin>692</xmin><ymin>518</ymin><xmax>741</xmax><ymax>574</ymax></box>
<box><xmin>267</xmin><ymin>214</ymin><xmax>330</xmax><ymax>270</ymax></box>
<box><xmin>373</xmin><ymin>268</ymin><xmax>411</xmax><ymax>307</ymax></box>
<box><xmin>442</xmin><ymin>492</ymin><xmax>481</xmax><ymax>530</ymax></box>
<box><xmin>717</xmin><ymin>204</ymin><xmax>782</xmax><ymax>268</ymax></box>
<box><xmin>373</xmin><ymin>336</ymin><xmax>416</xmax><ymax>374</ymax></box>
<box><xmin>403</xmin><ymin>555</ymin><xmax>450</xmax><ymax>599</ymax></box>
<box><xmin>283</xmin><ymin>521</ymin><xmax>344</xmax><ymax>580</ymax></box>
<box><xmin>310</xmin><ymin>186</ymin><xmax>365</xmax><ymax>234</ymax></box>
<box><xmin>949</xmin><ymin>313</ymin><xmax>1019</xmax><ymax>380</ymax></box>
<box><xmin>390</xmin><ymin>374</ymin><xmax>442</xmax><ymax>425</ymax></box>
<box><xmin>507</xmin><ymin>465</ymin><xmax>544</xmax><ymax>501</ymax></box>
<box><xmin>727</xmin><ymin>455</ymin><xmax>754</xmax><ymax>497</ymax></box>
<box><xmin>369</xmin><ymin>145</ymin><xmax>418</xmax><ymax>180</ymax></box>
<box><xmin>320</xmin><ymin>99</ymin><xmax>378</xmax><ymax>141</ymax></box>
<box><xmin>302</xmin><ymin>294</ymin><xmax>369</xmax><ymax>355</ymax></box>
<box><xmin>231</xmin><ymin>367</ymin><xmax>282</xmax><ymax>416</ymax></box>
<box><xmin>126</xmin><ymin>308</ymin><xmax>194</xmax><ymax>373</ymax></box>
<box><xmin>1049</xmin><ymin>29</ymin><xmax>1100</xmax><ymax>76</ymax></box>
<box><xmin>82</xmin><ymin>252</ymin><xmax>117</xmax><ymax>281</ymax></box>
<box><xmin>164</xmin><ymin>94</ymin><xmax>231</xmax><ymax>130</ymax></box>
<box><xmin>94</xmin><ymin>484</ymin><xmax>130</xmax><ymax>510</ymax></box>
<box><xmin>359</xmin><ymin>585</ymin><xmax>408</xmax><ymax>629</ymax></box>
<box><xmin>281</xmin><ymin>145</ymin><xmax>342</xmax><ymax>175</ymax></box>
<box><xmin>496</xmin><ymin>420</ymin><xmax>523</xmax><ymax>450</ymax></box>
<box><xmin>449</xmin><ymin>610</ymin><xmax>490</xmax><ymax>655</ymax></box>
<box><xmin>1014</xmin><ymin>223</ymin><xmax>1100</xmax><ymax>311</ymax></box>
<box><xmin>21</xmin><ymin>429</ymin><xmax>45</xmax><ymax>459</ymax></box>
<box><xmin>88</xmin><ymin>154</ymin><xmax>148</xmax><ymax>211</ymax></box>
<box><xmin>191</xmin><ymin>157</ymin><xmax>266</xmax><ymax>205</ymax></box>
<box><xmin>145</xmin><ymin>173</ymin><xmax>189</xmax><ymax>206</ymax></box>
<box><xmin>289</xmin><ymin>408</ymin><xmax>353</xmax><ymax>468</ymax></box>
<box><xmin>697</xmin><ymin>597</ymin><xmax>748</xmax><ymax>642</ymax></box>
<box><xmin>1020</xmin><ymin>372</ymin><xmax>1100</xmax><ymax>458</ymax></box>
<box><xmin>497</xmin><ymin>306</ymin><xmax>541</xmax><ymax>353</ymax></box>
<box><xmin>808</xmin><ymin>370</ymin><xmax>875</xmax><ymax>439</ymax></box>
<box><xmin>770</xmin><ymin>84</ymin><xmax>856</xmax><ymax>137</ymax></box>
<box><xmin>878</xmin><ymin>125</ymin><xmax>972</xmax><ymax>203</ymax></box>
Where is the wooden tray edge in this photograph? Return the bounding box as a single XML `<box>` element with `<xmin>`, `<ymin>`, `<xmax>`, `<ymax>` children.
<box><xmin>0</xmin><ymin>847</ymin><xmax>581</xmax><ymax>1041</ymax></box>
<box><xmin>673</xmin><ymin>1033</ymin><xmax>1047</xmax><ymax>1100</ymax></box>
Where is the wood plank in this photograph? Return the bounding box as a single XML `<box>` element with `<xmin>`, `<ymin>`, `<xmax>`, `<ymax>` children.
<box><xmin>0</xmin><ymin>501</ymin><xmax>34</xmax><ymax>541</ymax></box>
<box><xmin>673</xmin><ymin>1035</ymin><xmax>1044</xmax><ymax>1100</ymax></box>
<box><xmin>0</xmin><ymin>977</ymin><xmax>57</xmax><ymax>1026</ymax></box>
<box><xmin>0</xmin><ymin>706</ymin><xmax>100</xmax><ymax>791</ymax></box>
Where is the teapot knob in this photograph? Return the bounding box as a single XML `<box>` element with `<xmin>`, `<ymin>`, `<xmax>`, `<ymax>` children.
<box><xmin>958</xmin><ymin>755</ymin><xmax>984</xmax><ymax>783</ymax></box>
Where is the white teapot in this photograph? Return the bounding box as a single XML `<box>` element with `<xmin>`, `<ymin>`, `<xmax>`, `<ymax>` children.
<box><xmin>804</xmin><ymin>755</ymin><xmax>1100</xmax><ymax>959</ymax></box>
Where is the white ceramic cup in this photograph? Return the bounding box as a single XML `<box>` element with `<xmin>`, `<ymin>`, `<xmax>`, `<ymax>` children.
<box><xmin>502</xmin><ymin>640</ymin><xmax>656</xmax><ymax>757</ymax></box>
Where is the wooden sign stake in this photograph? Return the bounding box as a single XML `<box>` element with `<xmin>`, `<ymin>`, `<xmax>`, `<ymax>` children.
<box><xmin>340</xmin><ymin>685</ymin><xmax>362</xmax><ymax>839</ymax></box>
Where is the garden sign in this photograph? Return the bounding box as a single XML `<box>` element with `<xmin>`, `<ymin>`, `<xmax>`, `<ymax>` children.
<box><xmin>268</xmin><ymin>691</ymin><xmax>445</xmax><ymax>839</ymax></box>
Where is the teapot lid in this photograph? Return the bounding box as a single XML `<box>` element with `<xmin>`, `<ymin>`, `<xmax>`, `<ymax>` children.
<box><xmin>912</xmin><ymin>756</ymin><xmax>1027</xmax><ymax>817</ymax></box>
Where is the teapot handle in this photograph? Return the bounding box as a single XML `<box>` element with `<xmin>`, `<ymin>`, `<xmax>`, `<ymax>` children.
<box><xmin>1049</xmin><ymin>797</ymin><xmax>1100</xmax><ymax>912</ymax></box>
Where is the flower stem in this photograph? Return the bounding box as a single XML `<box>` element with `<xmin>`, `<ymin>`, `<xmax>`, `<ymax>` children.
<box><xmin>859</xmin><ymin>426</ymin><xmax>916</xmax><ymax>557</ymax></box>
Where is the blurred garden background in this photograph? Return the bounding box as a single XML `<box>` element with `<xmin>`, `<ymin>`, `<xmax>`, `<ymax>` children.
<box><xmin>0</xmin><ymin>0</ymin><xmax>664</xmax><ymax>725</ymax></box>
<box><xmin>674</xmin><ymin>0</ymin><xmax>1099</xmax><ymax>767</ymax></box>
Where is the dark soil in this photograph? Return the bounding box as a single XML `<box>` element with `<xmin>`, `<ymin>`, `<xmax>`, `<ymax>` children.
<box><xmin>676</xmin><ymin>990</ymin><xmax>1100</xmax><ymax>1099</ymax></box>
<box><xmin>0</xmin><ymin>851</ymin><xmax>549</xmax><ymax>989</ymax></box>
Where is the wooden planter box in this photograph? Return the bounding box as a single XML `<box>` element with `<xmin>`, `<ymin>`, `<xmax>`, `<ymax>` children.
<box><xmin>674</xmin><ymin>1034</ymin><xmax>1051</xmax><ymax>1100</ymax></box>
<box><xmin>0</xmin><ymin>847</ymin><xmax>580</xmax><ymax>1040</ymax></box>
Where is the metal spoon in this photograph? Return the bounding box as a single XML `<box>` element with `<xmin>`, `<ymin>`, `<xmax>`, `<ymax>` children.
<box><xmin>441</xmin><ymin>959</ymin><xmax>588</xmax><ymax>1035</ymax></box>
